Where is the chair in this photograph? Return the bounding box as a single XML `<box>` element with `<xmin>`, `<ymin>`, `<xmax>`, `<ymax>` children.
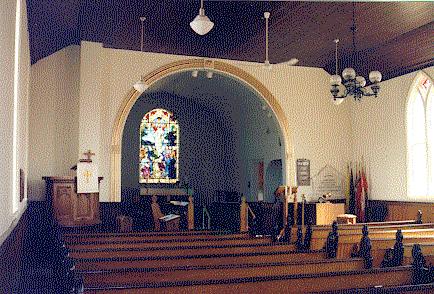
<box><xmin>151</xmin><ymin>195</ymin><xmax>180</xmax><ymax>231</ymax></box>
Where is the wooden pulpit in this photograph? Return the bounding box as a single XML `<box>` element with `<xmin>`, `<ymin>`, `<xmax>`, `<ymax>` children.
<box><xmin>43</xmin><ymin>176</ymin><xmax>102</xmax><ymax>227</ymax></box>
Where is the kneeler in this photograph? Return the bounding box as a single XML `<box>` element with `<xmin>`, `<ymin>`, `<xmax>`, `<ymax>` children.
<box><xmin>151</xmin><ymin>196</ymin><xmax>180</xmax><ymax>231</ymax></box>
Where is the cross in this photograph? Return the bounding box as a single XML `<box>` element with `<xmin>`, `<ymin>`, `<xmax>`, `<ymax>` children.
<box><xmin>83</xmin><ymin>150</ymin><xmax>95</xmax><ymax>161</ymax></box>
<box><xmin>83</xmin><ymin>170</ymin><xmax>92</xmax><ymax>183</ymax></box>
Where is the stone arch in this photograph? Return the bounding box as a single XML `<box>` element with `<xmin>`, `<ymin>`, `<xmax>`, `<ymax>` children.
<box><xmin>109</xmin><ymin>59</ymin><xmax>295</xmax><ymax>201</ymax></box>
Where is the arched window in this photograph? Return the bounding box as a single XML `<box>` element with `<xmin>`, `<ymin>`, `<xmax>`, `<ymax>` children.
<box><xmin>139</xmin><ymin>108</ymin><xmax>179</xmax><ymax>183</ymax></box>
<box><xmin>407</xmin><ymin>73</ymin><xmax>433</xmax><ymax>199</ymax></box>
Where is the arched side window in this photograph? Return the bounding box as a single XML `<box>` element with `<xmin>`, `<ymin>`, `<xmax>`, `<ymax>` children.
<box><xmin>139</xmin><ymin>108</ymin><xmax>179</xmax><ymax>183</ymax></box>
<box><xmin>407</xmin><ymin>73</ymin><xmax>433</xmax><ymax>199</ymax></box>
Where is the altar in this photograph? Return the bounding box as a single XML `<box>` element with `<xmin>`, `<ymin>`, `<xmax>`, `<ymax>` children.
<box><xmin>140</xmin><ymin>187</ymin><xmax>193</xmax><ymax>200</ymax></box>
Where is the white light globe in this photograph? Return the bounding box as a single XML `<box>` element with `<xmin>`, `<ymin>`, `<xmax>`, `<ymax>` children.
<box><xmin>332</xmin><ymin>97</ymin><xmax>344</xmax><ymax>105</ymax></box>
<box><xmin>190</xmin><ymin>9</ymin><xmax>214</xmax><ymax>35</ymax></box>
<box><xmin>369</xmin><ymin>71</ymin><xmax>382</xmax><ymax>83</ymax></box>
<box><xmin>355</xmin><ymin>76</ymin><xmax>366</xmax><ymax>87</ymax></box>
<box><xmin>133</xmin><ymin>80</ymin><xmax>149</xmax><ymax>93</ymax></box>
<box><xmin>330</xmin><ymin>74</ymin><xmax>342</xmax><ymax>86</ymax></box>
<box><xmin>342</xmin><ymin>68</ymin><xmax>356</xmax><ymax>80</ymax></box>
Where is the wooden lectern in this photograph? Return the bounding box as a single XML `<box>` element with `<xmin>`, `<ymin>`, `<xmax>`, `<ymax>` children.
<box><xmin>43</xmin><ymin>176</ymin><xmax>102</xmax><ymax>227</ymax></box>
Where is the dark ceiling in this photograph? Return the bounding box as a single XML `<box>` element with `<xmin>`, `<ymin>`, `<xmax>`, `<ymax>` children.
<box><xmin>27</xmin><ymin>1</ymin><xmax>434</xmax><ymax>81</ymax></box>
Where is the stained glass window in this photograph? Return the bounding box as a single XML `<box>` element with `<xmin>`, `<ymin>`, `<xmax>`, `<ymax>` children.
<box><xmin>139</xmin><ymin>109</ymin><xmax>179</xmax><ymax>183</ymax></box>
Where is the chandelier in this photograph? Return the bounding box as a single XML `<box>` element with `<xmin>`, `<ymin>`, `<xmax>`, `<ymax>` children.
<box><xmin>330</xmin><ymin>4</ymin><xmax>382</xmax><ymax>104</ymax></box>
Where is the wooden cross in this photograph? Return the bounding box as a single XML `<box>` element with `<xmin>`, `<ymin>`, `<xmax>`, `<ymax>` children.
<box><xmin>82</xmin><ymin>150</ymin><xmax>95</xmax><ymax>162</ymax></box>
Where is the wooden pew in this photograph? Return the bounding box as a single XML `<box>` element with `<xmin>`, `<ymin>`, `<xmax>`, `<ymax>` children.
<box><xmin>310</xmin><ymin>223</ymin><xmax>434</xmax><ymax>240</ymax></box>
<box><xmin>80</xmin><ymin>258</ymin><xmax>366</xmax><ymax>288</ymax></box>
<box><xmin>325</xmin><ymin>282</ymin><xmax>434</xmax><ymax>293</ymax></box>
<box><xmin>85</xmin><ymin>265</ymin><xmax>415</xmax><ymax>293</ymax></box>
<box><xmin>311</xmin><ymin>228</ymin><xmax>434</xmax><ymax>250</ymax></box>
<box><xmin>65</xmin><ymin>232</ymin><xmax>248</xmax><ymax>244</ymax></box>
<box><xmin>75</xmin><ymin>250</ymin><xmax>326</xmax><ymax>271</ymax></box>
<box><xmin>69</xmin><ymin>243</ymin><xmax>297</xmax><ymax>259</ymax></box>
<box><xmin>340</xmin><ymin>236</ymin><xmax>434</xmax><ymax>261</ymax></box>
<box><xmin>368</xmin><ymin>243</ymin><xmax>434</xmax><ymax>267</ymax></box>
<box><xmin>68</xmin><ymin>236</ymin><xmax>271</xmax><ymax>250</ymax></box>
<box><xmin>291</xmin><ymin>220</ymin><xmax>419</xmax><ymax>236</ymax></box>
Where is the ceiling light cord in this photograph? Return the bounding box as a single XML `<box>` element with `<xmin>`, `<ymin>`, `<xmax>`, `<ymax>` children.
<box><xmin>140</xmin><ymin>17</ymin><xmax>145</xmax><ymax>52</ymax></box>
<box><xmin>351</xmin><ymin>2</ymin><xmax>357</xmax><ymax>66</ymax></box>
<box><xmin>265</xmin><ymin>14</ymin><xmax>269</xmax><ymax>63</ymax></box>
<box><xmin>334</xmin><ymin>39</ymin><xmax>339</xmax><ymax>75</ymax></box>
<box><xmin>264</xmin><ymin>12</ymin><xmax>270</xmax><ymax>64</ymax></box>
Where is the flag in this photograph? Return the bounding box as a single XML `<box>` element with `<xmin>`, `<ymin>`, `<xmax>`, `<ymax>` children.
<box><xmin>349</xmin><ymin>166</ymin><xmax>356</xmax><ymax>215</ymax></box>
<box><xmin>345</xmin><ymin>163</ymin><xmax>351</xmax><ymax>213</ymax></box>
<box><xmin>360</xmin><ymin>164</ymin><xmax>369</xmax><ymax>222</ymax></box>
<box><xmin>355</xmin><ymin>167</ymin><xmax>363</xmax><ymax>222</ymax></box>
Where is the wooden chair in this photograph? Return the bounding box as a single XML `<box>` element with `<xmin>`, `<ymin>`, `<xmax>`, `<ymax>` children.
<box><xmin>151</xmin><ymin>195</ymin><xmax>180</xmax><ymax>231</ymax></box>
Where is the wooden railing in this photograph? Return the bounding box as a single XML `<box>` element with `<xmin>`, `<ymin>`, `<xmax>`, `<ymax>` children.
<box><xmin>202</xmin><ymin>206</ymin><xmax>211</xmax><ymax>230</ymax></box>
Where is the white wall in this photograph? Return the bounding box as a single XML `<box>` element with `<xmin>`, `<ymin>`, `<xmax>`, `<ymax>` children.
<box><xmin>28</xmin><ymin>46</ymin><xmax>80</xmax><ymax>200</ymax></box>
<box><xmin>0</xmin><ymin>0</ymin><xmax>30</xmax><ymax>243</ymax></box>
<box><xmin>75</xmin><ymin>41</ymin><xmax>353</xmax><ymax>202</ymax></box>
<box><xmin>351</xmin><ymin>67</ymin><xmax>434</xmax><ymax>203</ymax></box>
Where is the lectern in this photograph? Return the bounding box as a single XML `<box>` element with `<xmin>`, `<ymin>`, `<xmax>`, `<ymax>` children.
<box><xmin>43</xmin><ymin>176</ymin><xmax>102</xmax><ymax>227</ymax></box>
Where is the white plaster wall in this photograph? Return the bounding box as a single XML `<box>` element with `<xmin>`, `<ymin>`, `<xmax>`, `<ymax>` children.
<box><xmin>78</xmin><ymin>41</ymin><xmax>353</xmax><ymax>202</ymax></box>
<box><xmin>351</xmin><ymin>67</ymin><xmax>434</xmax><ymax>203</ymax></box>
<box><xmin>28</xmin><ymin>46</ymin><xmax>80</xmax><ymax>200</ymax></box>
<box><xmin>0</xmin><ymin>0</ymin><xmax>30</xmax><ymax>242</ymax></box>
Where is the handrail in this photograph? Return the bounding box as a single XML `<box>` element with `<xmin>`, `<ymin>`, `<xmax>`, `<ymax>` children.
<box><xmin>247</xmin><ymin>204</ymin><xmax>256</xmax><ymax>219</ymax></box>
<box><xmin>202</xmin><ymin>207</ymin><xmax>211</xmax><ymax>230</ymax></box>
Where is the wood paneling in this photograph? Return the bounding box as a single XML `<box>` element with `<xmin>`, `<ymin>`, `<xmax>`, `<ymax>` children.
<box><xmin>27</xmin><ymin>1</ymin><xmax>434</xmax><ymax>81</ymax></box>
<box><xmin>370</xmin><ymin>200</ymin><xmax>434</xmax><ymax>223</ymax></box>
<box><xmin>0</xmin><ymin>207</ymin><xmax>28</xmax><ymax>293</ymax></box>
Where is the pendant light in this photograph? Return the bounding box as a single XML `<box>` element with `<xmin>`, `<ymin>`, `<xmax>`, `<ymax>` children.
<box><xmin>133</xmin><ymin>16</ymin><xmax>149</xmax><ymax>93</ymax></box>
<box><xmin>190</xmin><ymin>0</ymin><xmax>214</xmax><ymax>36</ymax></box>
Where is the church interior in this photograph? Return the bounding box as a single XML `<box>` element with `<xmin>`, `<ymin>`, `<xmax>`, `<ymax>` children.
<box><xmin>1</xmin><ymin>0</ymin><xmax>433</xmax><ymax>293</ymax></box>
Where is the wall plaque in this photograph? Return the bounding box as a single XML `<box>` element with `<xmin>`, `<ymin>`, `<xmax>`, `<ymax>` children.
<box><xmin>311</xmin><ymin>165</ymin><xmax>344</xmax><ymax>200</ymax></box>
<box><xmin>296</xmin><ymin>159</ymin><xmax>311</xmax><ymax>186</ymax></box>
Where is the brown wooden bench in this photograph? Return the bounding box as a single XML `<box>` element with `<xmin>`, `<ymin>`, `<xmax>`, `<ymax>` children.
<box><xmin>310</xmin><ymin>223</ymin><xmax>434</xmax><ymax>240</ymax></box>
<box><xmin>68</xmin><ymin>235</ymin><xmax>271</xmax><ymax>250</ymax></box>
<box><xmin>340</xmin><ymin>236</ymin><xmax>434</xmax><ymax>262</ymax></box>
<box><xmin>84</xmin><ymin>265</ymin><xmax>415</xmax><ymax>293</ymax></box>
<box><xmin>311</xmin><ymin>228</ymin><xmax>434</xmax><ymax>250</ymax></box>
<box><xmin>80</xmin><ymin>258</ymin><xmax>366</xmax><ymax>288</ymax></box>
<box><xmin>65</xmin><ymin>232</ymin><xmax>248</xmax><ymax>244</ymax></box>
<box><xmin>75</xmin><ymin>250</ymin><xmax>326</xmax><ymax>271</ymax></box>
<box><xmin>69</xmin><ymin>242</ymin><xmax>297</xmax><ymax>259</ymax></box>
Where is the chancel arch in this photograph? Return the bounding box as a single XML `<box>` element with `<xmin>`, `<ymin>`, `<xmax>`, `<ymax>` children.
<box><xmin>111</xmin><ymin>59</ymin><xmax>295</xmax><ymax>202</ymax></box>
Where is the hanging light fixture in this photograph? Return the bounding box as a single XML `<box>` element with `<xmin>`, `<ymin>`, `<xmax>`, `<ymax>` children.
<box><xmin>330</xmin><ymin>3</ymin><xmax>381</xmax><ymax>103</ymax></box>
<box><xmin>133</xmin><ymin>16</ymin><xmax>149</xmax><ymax>93</ymax></box>
<box><xmin>190</xmin><ymin>0</ymin><xmax>214</xmax><ymax>36</ymax></box>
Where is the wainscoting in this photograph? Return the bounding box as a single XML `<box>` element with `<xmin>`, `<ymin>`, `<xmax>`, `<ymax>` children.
<box><xmin>0</xmin><ymin>206</ymin><xmax>29</xmax><ymax>293</ymax></box>
<box><xmin>369</xmin><ymin>200</ymin><xmax>434</xmax><ymax>223</ymax></box>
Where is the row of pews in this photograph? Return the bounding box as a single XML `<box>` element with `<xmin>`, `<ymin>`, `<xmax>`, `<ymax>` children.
<box><xmin>57</xmin><ymin>217</ymin><xmax>434</xmax><ymax>293</ymax></box>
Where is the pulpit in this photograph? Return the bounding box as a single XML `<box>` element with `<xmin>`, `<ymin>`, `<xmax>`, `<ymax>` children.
<box><xmin>43</xmin><ymin>176</ymin><xmax>102</xmax><ymax>227</ymax></box>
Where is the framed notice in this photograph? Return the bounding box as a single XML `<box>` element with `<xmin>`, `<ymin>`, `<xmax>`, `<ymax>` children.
<box><xmin>311</xmin><ymin>164</ymin><xmax>344</xmax><ymax>200</ymax></box>
<box><xmin>296</xmin><ymin>159</ymin><xmax>311</xmax><ymax>186</ymax></box>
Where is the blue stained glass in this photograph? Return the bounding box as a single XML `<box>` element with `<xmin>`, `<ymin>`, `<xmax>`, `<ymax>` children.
<box><xmin>139</xmin><ymin>109</ymin><xmax>179</xmax><ymax>183</ymax></box>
